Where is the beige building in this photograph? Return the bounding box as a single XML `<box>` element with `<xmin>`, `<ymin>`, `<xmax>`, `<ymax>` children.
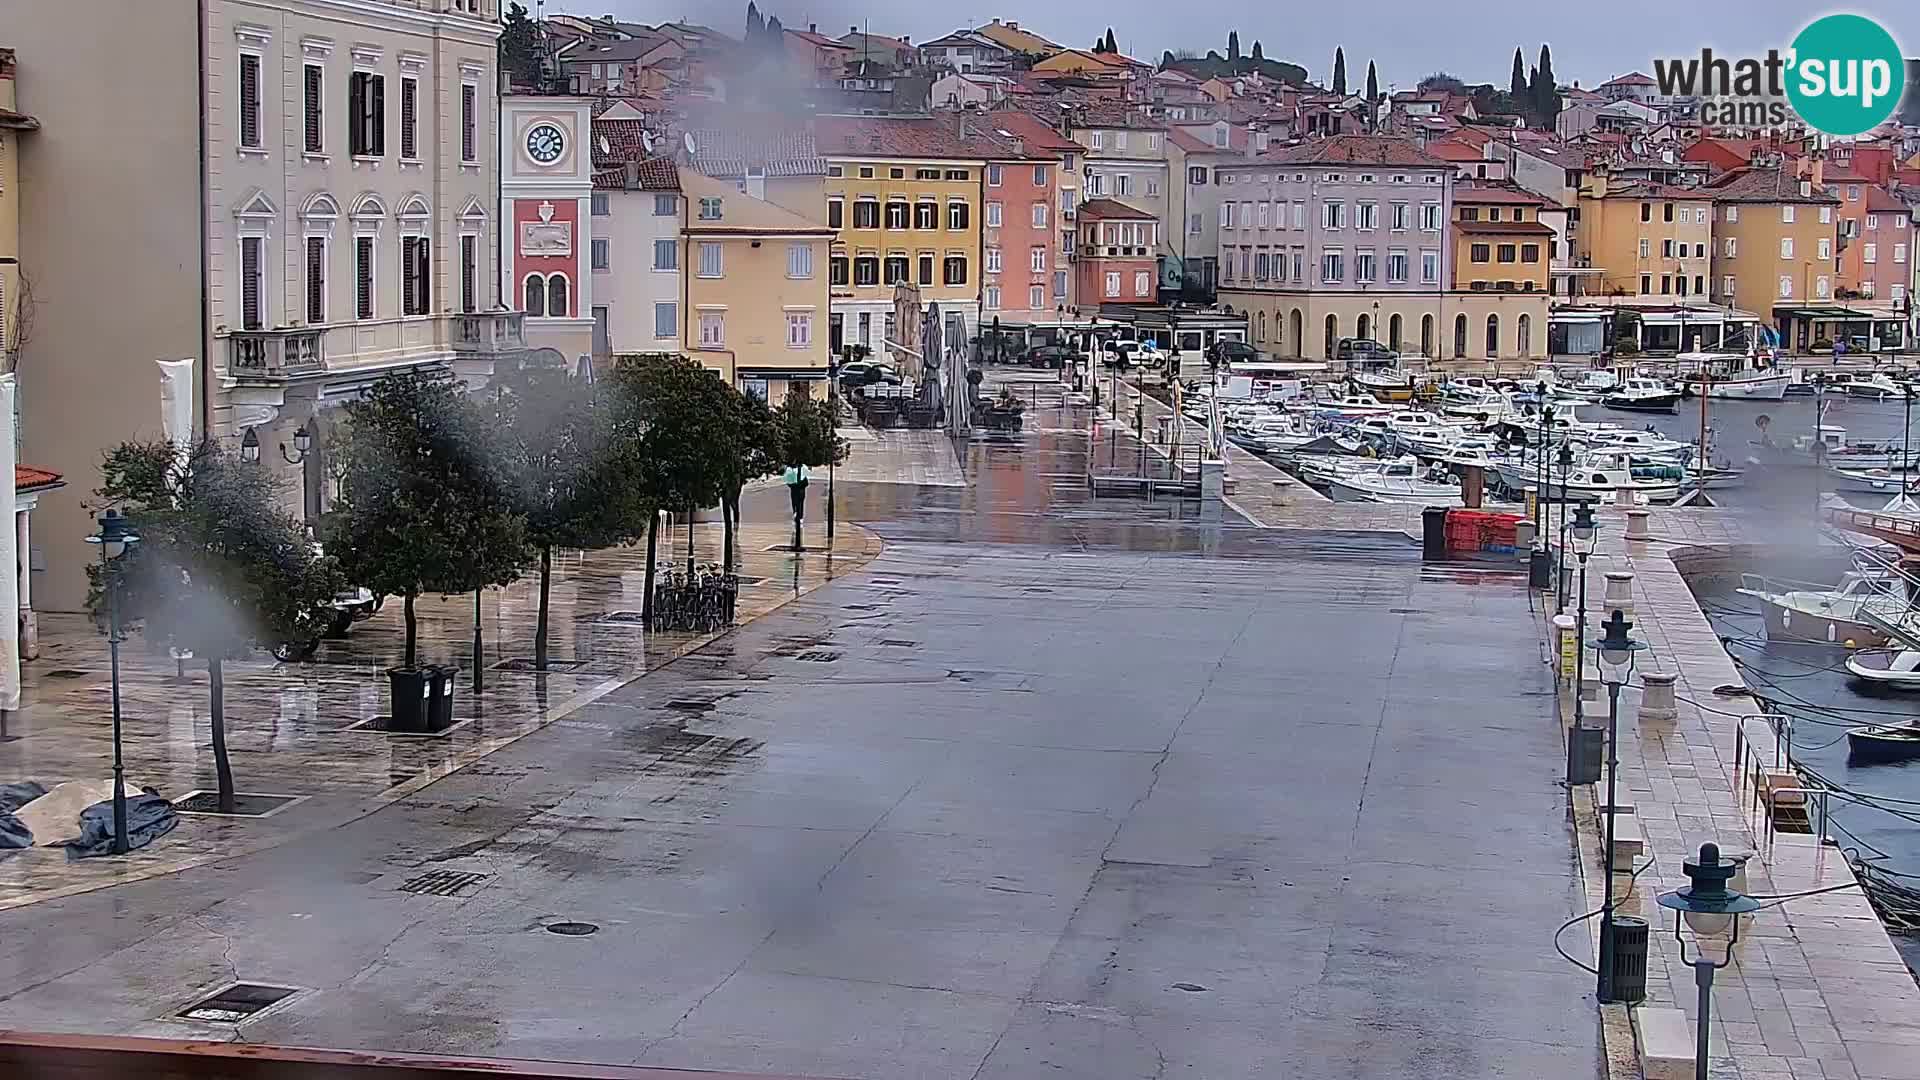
<box><xmin>1706</xmin><ymin>159</ymin><xmax>1842</xmax><ymax>349</ymax></box>
<box><xmin>1574</xmin><ymin>168</ymin><xmax>1715</xmax><ymax>303</ymax></box>
<box><xmin>9</xmin><ymin>0</ymin><xmax>521</xmax><ymax>611</ymax></box>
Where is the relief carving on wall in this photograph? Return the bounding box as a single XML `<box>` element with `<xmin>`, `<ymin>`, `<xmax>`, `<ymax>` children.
<box><xmin>519</xmin><ymin>201</ymin><xmax>572</xmax><ymax>257</ymax></box>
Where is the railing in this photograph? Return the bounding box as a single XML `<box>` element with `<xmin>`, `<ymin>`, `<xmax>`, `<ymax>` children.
<box><xmin>228</xmin><ymin>328</ymin><xmax>325</xmax><ymax>377</ymax></box>
<box><xmin>453</xmin><ymin>310</ymin><xmax>528</xmax><ymax>354</ymax></box>
<box><xmin>0</xmin><ymin>1032</ymin><xmax>828</xmax><ymax>1079</ymax></box>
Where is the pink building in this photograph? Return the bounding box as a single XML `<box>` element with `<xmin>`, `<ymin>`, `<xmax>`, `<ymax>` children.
<box><xmin>1073</xmin><ymin>199</ymin><xmax>1158</xmax><ymax>306</ymax></box>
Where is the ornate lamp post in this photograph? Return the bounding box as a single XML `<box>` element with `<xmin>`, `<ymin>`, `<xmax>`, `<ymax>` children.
<box><xmin>1555</xmin><ymin>441</ymin><xmax>1574</xmax><ymax>613</ymax></box>
<box><xmin>1592</xmin><ymin>608</ymin><xmax>1648</xmax><ymax>1002</ymax></box>
<box><xmin>85</xmin><ymin>508</ymin><xmax>141</xmax><ymax>855</ymax></box>
<box><xmin>1656</xmin><ymin>843</ymin><xmax>1762</xmax><ymax>1079</ymax></box>
<box><xmin>1571</xmin><ymin>502</ymin><xmax>1598</xmax><ymax>729</ymax></box>
<box><xmin>239</xmin><ymin>426</ymin><xmax>261</xmax><ymax>463</ymax></box>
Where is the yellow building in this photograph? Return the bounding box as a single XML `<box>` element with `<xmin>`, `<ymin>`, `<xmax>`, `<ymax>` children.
<box><xmin>678</xmin><ymin>170</ymin><xmax>834</xmax><ymax>402</ymax></box>
<box><xmin>0</xmin><ymin>48</ymin><xmax>32</xmax><ymax>364</ymax></box>
<box><xmin>1574</xmin><ymin>168</ymin><xmax>1714</xmax><ymax>301</ymax></box>
<box><xmin>1452</xmin><ymin>184</ymin><xmax>1554</xmax><ymax>293</ymax></box>
<box><xmin>1705</xmin><ymin>160</ymin><xmax>1842</xmax><ymax>349</ymax></box>
<box><xmin>816</xmin><ymin>115</ymin><xmax>1008</xmax><ymax>361</ymax></box>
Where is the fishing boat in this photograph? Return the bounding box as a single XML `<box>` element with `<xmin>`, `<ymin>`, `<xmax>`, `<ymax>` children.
<box><xmin>1735</xmin><ymin>570</ymin><xmax>1903</xmax><ymax>645</ymax></box>
<box><xmin>1844</xmin><ymin>372</ymin><xmax>1909</xmax><ymax>401</ymax></box>
<box><xmin>1521</xmin><ymin>450</ymin><xmax>1686</xmax><ymax>503</ymax></box>
<box><xmin>1680</xmin><ymin>351</ymin><xmax>1790</xmax><ymax>401</ymax></box>
<box><xmin>1324</xmin><ymin>458</ymin><xmax>1469</xmax><ymax>505</ymax></box>
<box><xmin>1555</xmin><ymin>370</ymin><xmax>1621</xmax><ymax>402</ymax></box>
<box><xmin>1601</xmin><ymin>378</ymin><xmax>1682</xmax><ymax>413</ymax></box>
<box><xmin>1350</xmin><ymin>369</ymin><xmax>1417</xmax><ymax>403</ymax></box>
<box><xmin>1312</xmin><ymin>392</ymin><xmax>1395</xmax><ymax>419</ymax></box>
<box><xmin>1827</xmin><ymin>465</ymin><xmax>1920</xmax><ymax>497</ymax></box>
<box><xmin>1845</xmin><ymin>719</ymin><xmax>1920</xmax><ymax>761</ymax></box>
<box><xmin>1751</xmin><ymin>426</ymin><xmax>1917</xmax><ymax>471</ymax></box>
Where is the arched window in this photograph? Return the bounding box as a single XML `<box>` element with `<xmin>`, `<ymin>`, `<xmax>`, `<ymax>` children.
<box><xmin>1485</xmin><ymin>313</ymin><xmax>1500</xmax><ymax>356</ymax></box>
<box><xmin>1324</xmin><ymin>313</ymin><xmax>1338</xmax><ymax>358</ymax></box>
<box><xmin>1388</xmin><ymin>313</ymin><xmax>1403</xmax><ymax>351</ymax></box>
<box><xmin>1356</xmin><ymin>313</ymin><xmax>1371</xmax><ymax>342</ymax></box>
<box><xmin>1421</xmin><ymin>314</ymin><xmax>1434</xmax><ymax>357</ymax></box>
<box><xmin>523</xmin><ymin>274</ymin><xmax>547</xmax><ymax>316</ymax></box>
<box><xmin>1518</xmin><ymin>314</ymin><xmax>1533</xmax><ymax>358</ymax></box>
<box><xmin>546</xmin><ymin>273</ymin><xmax>570</xmax><ymax>317</ymax></box>
<box><xmin>1257</xmin><ymin>311</ymin><xmax>1267</xmax><ymax>342</ymax></box>
<box><xmin>1453</xmin><ymin>314</ymin><xmax>1467</xmax><ymax>357</ymax></box>
<box><xmin>1289</xmin><ymin>310</ymin><xmax>1303</xmax><ymax>358</ymax></box>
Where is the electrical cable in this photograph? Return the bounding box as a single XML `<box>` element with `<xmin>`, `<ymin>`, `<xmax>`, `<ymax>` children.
<box><xmin>1551</xmin><ymin>845</ymin><xmax>1656</xmax><ymax>977</ymax></box>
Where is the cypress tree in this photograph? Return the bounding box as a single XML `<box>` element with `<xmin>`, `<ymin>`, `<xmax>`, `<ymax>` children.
<box><xmin>1510</xmin><ymin>48</ymin><xmax>1527</xmax><ymax>99</ymax></box>
<box><xmin>1332</xmin><ymin>47</ymin><xmax>1347</xmax><ymax>95</ymax></box>
<box><xmin>1535</xmin><ymin>44</ymin><xmax>1561</xmax><ymax>130</ymax></box>
<box><xmin>1227</xmin><ymin>31</ymin><xmax>1240</xmax><ymax>63</ymax></box>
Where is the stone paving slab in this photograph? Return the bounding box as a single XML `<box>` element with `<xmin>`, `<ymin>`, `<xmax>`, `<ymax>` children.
<box><xmin>1562</xmin><ymin>507</ymin><xmax>1920</xmax><ymax>1080</ymax></box>
<box><xmin>0</xmin><ymin>521</ymin><xmax>882</xmax><ymax>913</ymax></box>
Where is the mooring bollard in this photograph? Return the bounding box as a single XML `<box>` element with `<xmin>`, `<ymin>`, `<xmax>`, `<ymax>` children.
<box><xmin>1638</xmin><ymin>670</ymin><xmax>1678</xmax><ymax>722</ymax></box>
<box><xmin>1614</xmin><ymin>485</ymin><xmax>1639</xmax><ymax>509</ymax></box>
<box><xmin>1603</xmin><ymin>570</ymin><xmax>1636</xmax><ymax>623</ymax></box>
<box><xmin>1624</xmin><ymin>508</ymin><xmax>1651</xmax><ymax>541</ymax></box>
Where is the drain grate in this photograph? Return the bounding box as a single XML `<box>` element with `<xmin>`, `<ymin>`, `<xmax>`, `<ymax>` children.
<box><xmin>490</xmin><ymin>658</ymin><xmax>586</xmax><ymax>672</ymax></box>
<box><xmin>397</xmin><ymin>869</ymin><xmax>489</xmax><ymax>897</ymax></box>
<box><xmin>879</xmin><ymin>639</ymin><xmax>918</xmax><ymax>648</ymax></box>
<box><xmin>545</xmin><ymin>921</ymin><xmax>599</xmax><ymax>936</ymax></box>
<box><xmin>664</xmin><ymin>699</ymin><xmax>716</xmax><ymax>713</ymax></box>
<box><xmin>43</xmin><ymin>669</ymin><xmax>90</xmax><ymax>680</ymax></box>
<box><xmin>794</xmin><ymin>650</ymin><xmax>841</xmax><ymax>663</ymax></box>
<box><xmin>172</xmin><ymin>792</ymin><xmax>303</xmax><ymax>818</ymax></box>
<box><xmin>176</xmin><ymin>983</ymin><xmax>299</xmax><ymax>1023</ymax></box>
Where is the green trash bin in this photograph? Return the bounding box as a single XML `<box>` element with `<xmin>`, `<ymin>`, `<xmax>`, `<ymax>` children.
<box><xmin>386</xmin><ymin>667</ymin><xmax>430</xmax><ymax>732</ymax></box>
<box><xmin>426</xmin><ymin>665</ymin><xmax>456</xmax><ymax>732</ymax></box>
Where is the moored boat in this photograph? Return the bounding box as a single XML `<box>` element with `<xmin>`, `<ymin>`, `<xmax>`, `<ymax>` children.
<box><xmin>1845</xmin><ymin>719</ymin><xmax>1920</xmax><ymax>761</ymax></box>
<box><xmin>1601</xmin><ymin>378</ymin><xmax>1682</xmax><ymax>413</ymax></box>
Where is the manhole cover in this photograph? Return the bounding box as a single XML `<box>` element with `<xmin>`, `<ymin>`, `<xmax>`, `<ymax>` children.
<box><xmin>397</xmin><ymin>869</ymin><xmax>489</xmax><ymax>897</ymax></box>
<box><xmin>43</xmin><ymin>669</ymin><xmax>89</xmax><ymax>679</ymax></box>
<box><xmin>176</xmin><ymin>983</ymin><xmax>299</xmax><ymax>1023</ymax></box>
<box><xmin>795</xmin><ymin>650</ymin><xmax>841</xmax><ymax>663</ymax></box>
<box><xmin>545</xmin><ymin>921</ymin><xmax>599</xmax><ymax>936</ymax></box>
<box><xmin>171</xmin><ymin>792</ymin><xmax>302</xmax><ymax>817</ymax></box>
<box><xmin>490</xmin><ymin>658</ymin><xmax>586</xmax><ymax>672</ymax></box>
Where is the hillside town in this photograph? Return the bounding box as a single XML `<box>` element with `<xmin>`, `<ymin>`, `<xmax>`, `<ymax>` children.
<box><xmin>12</xmin><ymin>6</ymin><xmax>1920</xmax><ymax>1080</ymax></box>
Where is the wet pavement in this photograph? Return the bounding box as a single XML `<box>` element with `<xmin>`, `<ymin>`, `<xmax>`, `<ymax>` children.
<box><xmin>0</xmin><ymin>374</ymin><xmax>1597</xmax><ymax>1078</ymax></box>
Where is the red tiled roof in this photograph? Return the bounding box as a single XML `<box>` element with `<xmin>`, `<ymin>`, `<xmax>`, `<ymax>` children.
<box><xmin>1863</xmin><ymin>185</ymin><xmax>1911</xmax><ymax>214</ymax></box>
<box><xmin>816</xmin><ymin>115</ymin><xmax>1027</xmax><ymax>160</ymax></box>
<box><xmin>986</xmin><ymin>110</ymin><xmax>1081</xmax><ymax>154</ymax></box>
<box><xmin>1454</xmin><ymin>220</ymin><xmax>1556</xmax><ymax>235</ymax></box>
<box><xmin>592</xmin><ymin>119</ymin><xmax>654</xmax><ymax>166</ymax></box>
<box><xmin>1262</xmin><ymin>135</ymin><xmax>1450</xmax><ymax>169</ymax></box>
<box><xmin>1823</xmin><ymin>164</ymin><xmax>1873</xmax><ymax>184</ymax></box>
<box><xmin>1076</xmin><ymin>197</ymin><xmax>1154</xmax><ymax>221</ymax></box>
<box><xmin>1426</xmin><ymin>140</ymin><xmax>1485</xmax><ymax>162</ymax></box>
<box><xmin>16</xmin><ymin>465</ymin><xmax>61</xmax><ymax>492</ymax></box>
<box><xmin>785</xmin><ymin>28</ymin><xmax>852</xmax><ymax>49</ymax></box>
<box><xmin>1603</xmin><ymin>71</ymin><xmax>1655</xmax><ymax>87</ymax></box>
<box><xmin>1455</xmin><ymin>182</ymin><xmax>1548</xmax><ymax>206</ymax></box>
<box><xmin>591</xmin><ymin>156</ymin><xmax>680</xmax><ymax>191</ymax></box>
<box><xmin>1710</xmin><ymin>164</ymin><xmax>1842</xmax><ymax>204</ymax></box>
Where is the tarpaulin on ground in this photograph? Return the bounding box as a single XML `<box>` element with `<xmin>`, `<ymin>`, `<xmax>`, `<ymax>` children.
<box><xmin>0</xmin><ymin>781</ymin><xmax>46</xmax><ymax>857</ymax></box>
<box><xmin>59</xmin><ymin>794</ymin><xmax>177</xmax><ymax>860</ymax></box>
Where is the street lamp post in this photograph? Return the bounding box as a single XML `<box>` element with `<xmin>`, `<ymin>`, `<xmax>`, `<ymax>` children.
<box><xmin>1591</xmin><ymin>607</ymin><xmax>1648</xmax><ymax>1003</ymax></box>
<box><xmin>828</xmin><ymin>349</ymin><xmax>845</xmax><ymax>545</ymax></box>
<box><xmin>239</xmin><ymin>426</ymin><xmax>261</xmax><ymax>464</ymax></box>
<box><xmin>85</xmin><ymin>508</ymin><xmax>141</xmax><ymax>856</ymax></box>
<box><xmin>1555</xmin><ymin>442</ymin><xmax>1574</xmax><ymax>613</ymax></box>
<box><xmin>1656</xmin><ymin>843</ymin><xmax>1763</xmax><ymax>1079</ymax></box>
<box><xmin>281</xmin><ymin>422</ymin><xmax>315</xmax><ymax>525</ymax></box>
<box><xmin>1571</xmin><ymin>503</ymin><xmax>1598</xmax><ymax>732</ymax></box>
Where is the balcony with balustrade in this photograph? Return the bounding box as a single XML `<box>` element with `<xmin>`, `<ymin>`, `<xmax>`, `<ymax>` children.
<box><xmin>225</xmin><ymin>311</ymin><xmax>527</xmax><ymax>385</ymax></box>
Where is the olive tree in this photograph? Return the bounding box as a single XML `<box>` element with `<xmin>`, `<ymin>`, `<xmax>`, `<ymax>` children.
<box><xmin>92</xmin><ymin>440</ymin><xmax>341</xmax><ymax>813</ymax></box>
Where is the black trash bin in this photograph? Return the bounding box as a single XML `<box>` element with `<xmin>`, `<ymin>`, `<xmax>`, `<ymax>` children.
<box><xmin>1606</xmin><ymin>915</ymin><xmax>1651</xmax><ymax>1003</ymax></box>
<box><xmin>1529</xmin><ymin>546</ymin><xmax>1554</xmax><ymax>589</ymax></box>
<box><xmin>426</xmin><ymin>666</ymin><xmax>457</xmax><ymax>731</ymax></box>
<box><xmin>386</xmin><ymin>667</ymin><xmax>430</xmax><ymax>732</ymax></box>
<box><xmin>1421</xmin><ymin>506</ymin><xmax>1449</xmax><ymax>561</ymax></box>
<box><xmin>1566</xmin><ymin>725</ymin><xmax>1603</xmax><ymax>785</ymax></box>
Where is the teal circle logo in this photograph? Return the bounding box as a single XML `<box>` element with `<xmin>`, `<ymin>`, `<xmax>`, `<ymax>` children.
<box><xmin>1786</xmin><ymin>14</ymin><xmax>1905</xmax><ymax>136</ymax></box>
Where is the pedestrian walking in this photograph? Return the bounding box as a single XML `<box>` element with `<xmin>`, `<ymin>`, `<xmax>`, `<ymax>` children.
<box><xmin>784</xmin><ymin>463</ymin><xmax>811</xmax><ymax>523</ymax></box>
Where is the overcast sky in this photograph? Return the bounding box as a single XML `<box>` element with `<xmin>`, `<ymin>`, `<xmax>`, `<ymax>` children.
<box><xmin>541</xmin><ymin>0</ymin><xmax>1919</xmax><ymax>91</ymax></box>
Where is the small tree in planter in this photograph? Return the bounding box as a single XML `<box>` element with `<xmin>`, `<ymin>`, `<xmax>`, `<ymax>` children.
<box><xmin>92</xmin><ymin>440</ymin><xmax>342</xmax><ymax>814</ymax></box>
<box><xmin>715</xmin><ymin>390</ymin><xmax>781</xmax><ymax>572</ymax></box>
<box><xmin>775</xmin><ymin>391</ymin><xmax>849</xmax><ymax>472</ymax></box>
<box><xmin>325</xmin><ymin>372</ymin><xmax>528</xmax><ymax>715</ymax></box>
<box><xmin>606</xmin><ymin>355</ymin><xmax>733</xmax><ymax>622</ymax></box>
<box><xmin>486</xmin><ymin>361</ymin><xmax>647</xmax><ymax>671</ymax></box>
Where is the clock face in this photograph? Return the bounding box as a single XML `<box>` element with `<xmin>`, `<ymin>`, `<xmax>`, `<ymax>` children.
<box><xmin>526</xmin><ymin>123</ymin><xmax>565</xmax><ymax>165</ymax></box>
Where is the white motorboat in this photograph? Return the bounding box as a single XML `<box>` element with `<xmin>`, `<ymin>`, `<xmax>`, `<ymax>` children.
<box><xmin>1351</xmin><ymin>369</ymin><xmax>1417</xmax><ymax>402</ymax></box>
<box><xmin>1554</xmin><ymin>370</ymin><xmax>1621</xmax><ymax>402</ymax></box>
<box><xmin>1312</xmin><ymin>392</ymin><xmax>1396</xmax><ymax>419</ymax></box>
<box><xmin>1753</xmin><ymin>426</ymin><xmax>1914</xmax><ymax>470</ymax></box>
<box><xmin>1680</xmin><ymin>351</ymin><xmax>1789</xmax><ymax>401</ymax></box>
<box><xmin>1846</xmin><ymin>649</ymin><xmax>1920</xmax><ymax>689</ymax></box>
<box><xmin>1601</xmin><ymin>378</ymin><xmax>1682</xmax><ymax>413</ymax></box>
<box><xmin>1523</xmin><ymin>450</ymin><xmax>1685</xmax><ymax>503</ymax></box>
<box><xmin>1738</xmin><ymin>570</ymin><xmax>1905</xmax><ymax>646</ymax></box>
<box><xmin>1585</xmin><ymin>429</ymin><xmax>1694</xmax><ymax>460</ymax></box>
<box><xmin>1827</xmin><ymin>465</ymin><xmax>1920</xmax><ymax>496</ymax></box>
<box><xmin>1324</xmin><ymin>458</ymin><xmax>1467</xmax><ymax>504</ymax></box>
<box><xmin>1844</xmin><ymin>372</ymin><xmax>1909</xmax><ymax>401</ymax></box>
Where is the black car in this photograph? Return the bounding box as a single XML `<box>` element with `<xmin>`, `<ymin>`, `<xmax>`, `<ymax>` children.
<box><xmin>1335</xmin><ymin>337</ymin><xmax>1397</xmax><ymax>363</ymax></box>
<box><xmin>837</xmin><ymin>362</ymin><xmax>902</xmax><ymax>390</ymax></box>
<box><xmin>1206</xmin><ymin>339</ymin><xmax>1259</xmax><ymax>366</ymax></box>
<box><xmin>1026</xmin><ymin>343</ymin><xmax>1081</xmax><ymax>369</ymax></box>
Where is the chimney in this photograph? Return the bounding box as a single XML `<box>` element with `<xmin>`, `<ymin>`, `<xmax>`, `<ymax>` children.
<box><xmin>809</xmin><ymin>23</ymin><xmax>816</xmax><ymax>33</ymax></box>
<box><xmin>867</xmin><ymin>133</ymin><xmax>882</xmax><ymax>151</ymax></box>
<box><xmin>901</xmin><ymin>35</ymin><xmax>910</xmax><ymax>45</ymax></box>
<box><xmin>850</xmin><ymin>25</ymin><xmax>858</xmax><ymax>36</ymax></box>
<box><xmin>991</xmin><ymin>17</ymin><xmax>1001</xmax><ymax>25</ymax></box>
<box><xmin>1007</xmin><ymin>21</ymin><xmax>1019</xmax><ymax>30</ymax></box>
<box><xmin>1012</xmin><ymin>137</ymin><xmax>1025</xmax><ymax>155</ymax></box>
<box><xmin>1811</xmin><ymin>154</ymin><xmax>1824</xmax><ymax>189</ymax></box>
<box><xmin>623</xmin><ymin>156</ymin><xmax>639</xmax><ymax>189</ymax></box>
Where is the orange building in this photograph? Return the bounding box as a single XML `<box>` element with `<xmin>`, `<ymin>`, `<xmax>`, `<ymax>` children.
<box><xmin>1073</xmin><ymin>199</ymin><xmax>1158</xmax><ymax>305</ymax></box>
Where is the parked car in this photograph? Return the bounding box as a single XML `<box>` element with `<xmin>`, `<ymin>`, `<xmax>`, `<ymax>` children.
<box><xmin>838</xmin><ymin>362</ymin><xmax>902</xmax><ymax>390</ymax></box>
<box><xmin>1336</xmin><ymin>338</ymin><xmax>1397</xmax><ymax>363</ymax></box>
<box><xmin>1100</xmin><ymin>339</ymin><xmax>1166</xmax><ymax>370</ymax></box>
<box><xmin>1206</xmin><ymin>339</ymin><xmax>1260</xmax><ymax>367</ymax></box>
<box><xmin>1026</xmin><ymin>343</ymin><xmax>1081</xmax><ymax>369</ymax></box>
<box><xmin>271</xmin><ymin>543</ymin><xmax>382</xmax><ymax>661</ymax></box>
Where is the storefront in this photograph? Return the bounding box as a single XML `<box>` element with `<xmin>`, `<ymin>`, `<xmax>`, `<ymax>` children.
<box><xmin>1773</xmin><ymin>304</ymin><xmax>1908</xmax><ymax>353</ymax></box>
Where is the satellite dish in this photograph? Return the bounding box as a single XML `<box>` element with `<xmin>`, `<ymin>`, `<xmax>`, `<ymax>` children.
<box><xmin>642</xmin><ymin>130</ymin><xmax>656</xmax><ymax>153</ymax></box>
<box><xmin>683</xmin><ymin>131</ymin><xmax>698</xmax><ymax>156</ymax></box>
<box><xmin>598</xmin><ymin>134</ymin><xmax>611</xmax><ymax>156</ymax></box>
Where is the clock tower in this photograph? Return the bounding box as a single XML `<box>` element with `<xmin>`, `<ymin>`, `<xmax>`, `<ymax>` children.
<box><xmin>500</xmin><ymin>96</ymin><xmax>595</xmax><ymax>363</ymax></box>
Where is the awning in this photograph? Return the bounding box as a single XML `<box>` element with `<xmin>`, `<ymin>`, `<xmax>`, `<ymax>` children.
<box><xmin>1773</xmin><ymin>305</ymin><xmax>1887</xmax><ymax>320</ymax></box>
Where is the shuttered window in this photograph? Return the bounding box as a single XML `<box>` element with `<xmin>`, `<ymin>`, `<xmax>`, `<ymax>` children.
<box><xmin>356</xmin><ymin>237</ymin><xmax>375</xmax><ymax>319</ymax></box>
<box><xmin>401</xmin><ymin>236</ymin><xmax>430</xmax><ymax>316</ymax></box>
<box><xmin>461</xmin><ymin>84</ymin><xmax>477</xmax><ymax>162</ymax></box>
<box><xmin>305</xmin><ymin>236</ymin><xmax>326</xmax><ymax>323</ymax></box>
<box><xmin>460</xmin><ymin>235</ymin><xmax>477</xmax><ymax>313</ymax></box>
<box><xmin>303</xmin><ymin>64</ymin><xmax>323</xmax><ymax>153</ymax></box>
<box><xmin>240</xmin><ymin>236</ymin><xmax>264</xmax><ymax>329</ymax></box>
<box><xmin>238</xmin><ymin>54</ymin><xmax>262</xmax><ymax>148</ymax></box>
<box><xmin>349</xmin><ymin>72</ymin><xmax>385</xmax><ymax>157</ymax></box>
<box><xmin>399</xmin><ymin>77</ymin><xmax>417</xmax><ymax>159</ymax></box>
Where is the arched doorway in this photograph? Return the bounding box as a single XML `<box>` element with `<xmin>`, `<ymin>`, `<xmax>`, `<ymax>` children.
<box><xmin>1388</xmin><ymin>313</ymin><xmax>1403</xmax><ymax>351</ymax></box>
<box><xmin>1453</xmin><ymin>314</ymin><xmax>1468</xmax><ymax>358</ymax></box>
<box><xmin>1324</xmin><ymin>314</ymin><xmax>1338</xmax><ymax>358</ymax></box>
<box><xmin>1421</xmin><ymin>314</ymin><xmax>1434</xmax><ymax>357</ymax></box>
<box><xmin>1289</xmin><ymin>310</ymin><xmax>1304</xmax><ymax>357</ymax></box>
<box><xmin>1356</xmin><ymin>313</ymin><xmax>1371</xmax><ymax>342</ymax></box>
<box><xmin>1485</xmin><ymin>314</ymin><xmax>1500</xmax><ymax>357</ymax></box>
<box><xmin>1518</xmin><ymin>314</ymin><xmax>1532</xmax><ymax>358</ymax></box>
